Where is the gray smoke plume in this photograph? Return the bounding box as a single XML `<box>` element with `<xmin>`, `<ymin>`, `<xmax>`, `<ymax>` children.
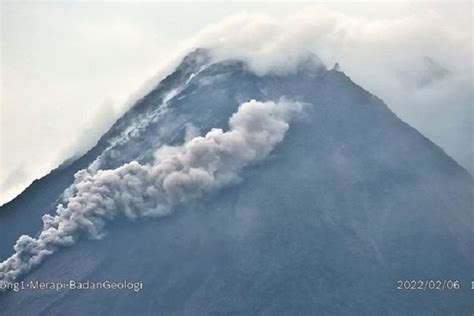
<box><xmin>0</xmin><ymin>99</ymin><xmax>303</xmax><ymax>285</ymax></box>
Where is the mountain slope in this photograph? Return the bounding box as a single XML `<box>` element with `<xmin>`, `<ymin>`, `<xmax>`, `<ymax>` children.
<box><xmin>0</xmin><ymin>49</ymin><xmax>472</xmax><ymax>315</ymax></box>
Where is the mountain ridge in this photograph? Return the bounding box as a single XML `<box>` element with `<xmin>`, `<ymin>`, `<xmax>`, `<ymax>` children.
<box><xmin>0</xmin><ymin>48</ymin><xmax>472</xmax><ymax>315</ymax></box>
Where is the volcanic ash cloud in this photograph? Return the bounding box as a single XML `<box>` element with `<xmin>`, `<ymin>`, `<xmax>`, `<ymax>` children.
<box><xmin>0</xmin><ymin>99</ymin><xmax>303</xmax><ymax>285</ymax></box>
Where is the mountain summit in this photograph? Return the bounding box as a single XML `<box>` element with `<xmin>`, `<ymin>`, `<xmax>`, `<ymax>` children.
<box><xmin>0</xmin><ymin>49</ymin><xmax>472</xmax><ymax>315</ymax></box>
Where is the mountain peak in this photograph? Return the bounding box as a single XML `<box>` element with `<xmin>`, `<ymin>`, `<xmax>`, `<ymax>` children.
<box><xmin>180</xmin><ymin>48</ymin><xmax>212</xmax><ymax>69</ymax></box>
<box><xmin>178</xmin><ymin>48</ymin><xmax>327</xmax><ymax>77</ymax></box>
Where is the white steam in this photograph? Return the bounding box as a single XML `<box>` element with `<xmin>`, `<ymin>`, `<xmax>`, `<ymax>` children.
<box><xmin>0</xmin><ymin>99</ymin><xmax>303</xmax><ymax>284</ymax></box>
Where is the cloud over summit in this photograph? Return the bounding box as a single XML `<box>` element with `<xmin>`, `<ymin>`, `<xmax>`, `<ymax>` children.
<box><xmin>184</xmin><ymin>8</ymin><xmax>471</xmax><ymax>171</ymax></box>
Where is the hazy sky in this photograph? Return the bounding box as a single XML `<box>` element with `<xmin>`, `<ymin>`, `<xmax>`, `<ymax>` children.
<box><xmin>1</xmin><ymin>1</ymin><xmax>472</xmax><ymax>205</ymax></box>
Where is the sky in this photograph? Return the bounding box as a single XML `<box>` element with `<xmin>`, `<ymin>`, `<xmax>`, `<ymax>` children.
<box><xmin>1</xmin><ymin>1</ymin><xmax>472</xmax><ymax>205</ymax></box>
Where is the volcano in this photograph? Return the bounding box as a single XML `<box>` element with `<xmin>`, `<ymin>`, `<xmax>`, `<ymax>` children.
<box><xmin>0</xmin><ymin>49</ymin><xmax>472</xmax><ymax>315</ymax></box>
